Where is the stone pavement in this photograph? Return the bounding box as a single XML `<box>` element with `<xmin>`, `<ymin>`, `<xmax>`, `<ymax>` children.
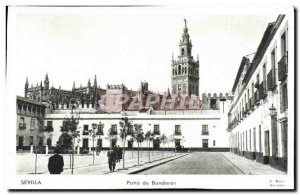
<box><xmin>137</xmin><ymin>152</ymin><xmax>286</xmax><ymax>175</ymax></box>
<box><xmin>221</xmin><ymin>152</ymin><xmax>285</xmax><ymax>175</ymax></box>
<box><xmin>60</xmin><ymin>152</ymin><xmax>187</xmax><ymax>175</ymax></box>
<box><xmin>16</xmin><ymin>150</ymin><xmax>185</xmax><ymax>174</ymax></box>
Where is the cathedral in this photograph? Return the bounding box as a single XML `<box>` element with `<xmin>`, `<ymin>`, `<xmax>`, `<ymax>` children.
<box><xmin>16</xmin><ymin>19</ymin><xmax>232</xmax><ymax>153</ymax></box>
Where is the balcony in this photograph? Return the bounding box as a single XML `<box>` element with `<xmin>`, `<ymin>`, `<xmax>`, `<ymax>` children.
<box><xmin>254</xmin><ymin>80</ymin><xmax>260</xmax><ymax>88</ymax></box>
<box><xmin>249</xmin><ymin>97</ymin><xmax>255</xmax><ymax>110</ymax></box>
<box><xmin>259</xmin><ymin>81</ymin><xmax>267</xmax><ymax>99</ymax></box>
<box><xmin>267</xmin><ymin>69</ymin><xmax>277</xmax><ymax>91</ymax></box>
<box><xmin>202</xmin><ymin>131</ymin><xmax>209</xmax><ymax>135</ymax></box>
<box><xmin>278</xmin><ymin>55</ymin><xmax>288</xmax><ymax>81</ymax></box>
<box><xmin>19</xmin><ymin>123</ymin><xmax>26</xmax><ymax>130</ymax></box>
<box><xmin>254</xmin><ymin>91</ymin><xmax>260</xmax><ymax>105</ymax></box>
<box><xmin>96</xmin><ymin>130</ymin><xmax>104</xmax><ymax>135</ymax></box>
<box><xmin>227</xmin><ymin>117</ymin><xmax>237</xmax><ymax>131</ymax></box>
<box><xmin>246</xmin><ymin>102</ymin><xmax>251</xmax><ymax>114</ymax></box>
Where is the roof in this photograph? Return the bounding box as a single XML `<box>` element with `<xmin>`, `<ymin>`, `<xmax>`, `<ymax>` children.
<box><xmin>17</xmin><ymin>96</ymin><xmax>46</xmax><ymax>107</ymax></box>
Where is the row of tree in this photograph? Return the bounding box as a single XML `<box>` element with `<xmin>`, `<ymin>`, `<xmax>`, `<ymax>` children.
<box><xmin>57</xmin><ymin>113</ymin><xmax>178</xmax><ymax>174</ymax></box>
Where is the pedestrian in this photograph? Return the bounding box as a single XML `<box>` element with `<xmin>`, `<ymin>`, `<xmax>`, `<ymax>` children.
<box><xmin>117</xmin><ymin>145</ymin><xmax>122</xmax><ymax>163</ymax></box>
<box><xmin>107</xmin><ymin>148</ymin><xmax>116</xmax><ymax>172</ymax></box>
<box><xmin>48</xmin><ymin>148</ymin><xmax>64</xmax><ymax>174</ymax></box>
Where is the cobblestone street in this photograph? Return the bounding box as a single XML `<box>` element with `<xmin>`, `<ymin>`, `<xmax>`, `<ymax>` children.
<box><xmin>137</xmin><ymin>152</ymin><xmax>286</xmax><ymax>175</ymax></box>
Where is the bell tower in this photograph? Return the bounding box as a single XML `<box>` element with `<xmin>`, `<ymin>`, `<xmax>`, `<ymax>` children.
<box><xmin>171</xmin><ymin>19</ymin><xmax>199</xmax><ymax>97</ymax></box>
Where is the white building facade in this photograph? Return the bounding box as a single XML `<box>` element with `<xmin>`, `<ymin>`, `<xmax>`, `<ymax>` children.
<box><xmin>227</xmin><ymin>15</ymin><xmax>289</xmax><ymax>171</ymax></box>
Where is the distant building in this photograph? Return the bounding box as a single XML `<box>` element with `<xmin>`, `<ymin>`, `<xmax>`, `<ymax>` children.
<box><xmin>16</xmin><ymin>19</ymin><xmax>233</xmax><ymax>153</ymax></box>
<box><xmin>227</xmin><ymin>15</ymin><xmax>288</xmax><ymax>171</ymax></box>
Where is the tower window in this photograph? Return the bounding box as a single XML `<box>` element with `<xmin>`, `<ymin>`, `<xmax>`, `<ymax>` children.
<box><xmin>178</xmin><ymin>65</ymin><xmax>181</xmax><ymax>75</ymax></box>
<box><xmin>184</xmin><ymin>67</ymin><xmax>187</xmax><ymax>74</ymax></box>
<box><xmin>181</xmin><ymin>48</ymin><xmax>184</xmax><ymax>56</ymax></box>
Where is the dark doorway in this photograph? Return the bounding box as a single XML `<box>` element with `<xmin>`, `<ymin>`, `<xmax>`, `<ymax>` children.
<box><xmin>82</xmin><ymin>138</ymin><xmax>89</xmax><ymax>150</ymax></box>
<box><xmin>153</xmin><ymin>139</ymin><xmax>160</xmax><ymax>150</ymax></box>
<box><xmin>128</xmin><ymin>141</ymin><xmax>133</xmax><ymax>149</ymax></box>
<box><xmin>18</xmin><ymin>136</ymin><xmax>24</xmax><ymax>147</ymax></box>
<box><xmin>264</xmin><ymin>131</ymin><xmax>270</xmax><ymax>156</ymax></box>
<box><xmin>175</xmin><ymin>139</ymin><xmax>181</xmax><ymax>148</ymax></box>
<box><xmin>111</xmin><ymin>139</ymin><xmax>116</xmax><ymax>148</ymax></box>
<box><xmin>47</xmin><ymin>138</ymin><xmax>52</xmax><ymax>148</ymax></box>
<box><xmin>202</xmin><ymin>139</ymin><xmax>208</xmax><ymax>149</ymax></box>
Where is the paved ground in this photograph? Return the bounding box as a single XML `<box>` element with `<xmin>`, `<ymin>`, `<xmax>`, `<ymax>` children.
<box><xmin>16</xmin><ymin>151</ymin><xmax>285</xmax><ymax>175</ymax></box>
<box><xmin>16</xmin><ymin>150</ymin><xmax>177</xmax><ymax>174</ymax></box>
<box><xmin>137</xmin><ymin>152</ymin><xmax>286</xmax><ymax>175</ymax></box>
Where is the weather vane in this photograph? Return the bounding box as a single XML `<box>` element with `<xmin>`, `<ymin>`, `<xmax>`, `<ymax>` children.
<box><xmin>184</xmin><ymin>19</ymin><xmax>187</xmax><ymax>27</ymax></box>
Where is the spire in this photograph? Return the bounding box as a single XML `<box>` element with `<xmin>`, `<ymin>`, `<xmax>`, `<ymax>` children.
<box><xmin>93</xmin><ymin>75</ymin><xmax>97</xmax><ymax>88</ymax></box>
<box><xmin>44</xmin><ymin>73</ymin><xmax>49</xmax><ymax>89</ymax></box>
<box><xmin>25</xmin><ymin>77</ymin><xmax>29</xmax><ymax>88</ymax></box>
<box><xmin>72</xmin><ymin>82</ymin><xmax>75</xmax><ymax>91</ymax></box>
<box><xmin>87</xmin><ymin>79</ymin><xmax>91</xmax><ymax>88</ymax></box>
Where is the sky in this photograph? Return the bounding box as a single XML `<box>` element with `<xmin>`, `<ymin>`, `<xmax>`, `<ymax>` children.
<box><xmin>7</xmin><ymin>6</ymin><xmax>279</xmax><ymax>97</ymax></box>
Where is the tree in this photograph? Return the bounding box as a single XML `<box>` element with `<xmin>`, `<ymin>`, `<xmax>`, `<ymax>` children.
<box><xmin>33</xmin><ymin>117</ymin><xmax>45</xmax><ymax>174</ymax></box>
<box><xmin>119</xmin><ymin>117</ymin><xmax>134</xmax><ymax>170</ymax></box>
<box><xmin>160</xmin><ymin>134</ymin><xmax>168</xmax><ymax>158</ymax></box>
<box><xmin>89</xmin><ymin>123</ymin><xmax>97</xmax><ymax>165</ymax></box>
<box><xmin>59</xmin><ymin>110</ymin><xmax>81</xmax><ymax>174</ymax></box>
<box><xmin>144</xmin><ymin>130</ymin><xmax>154</xmax><ymax>163</ymax></box>
<box><xmin>168</xmin><ymin>135</ymin><xmax>175</xmax><ymax>156</ymax></box>
<box><xmin>133</xmin><ymin>123</ymin><xmax>144</xmax><ymax>166</ymax></box>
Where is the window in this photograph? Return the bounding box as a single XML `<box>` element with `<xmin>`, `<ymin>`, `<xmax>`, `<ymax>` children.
<box><xmin>175</xmin><ymin>125</ymin><xmax>181</xmax><ymax>135</ymax></box>
<box><xmin>111</xmin><ymin>124</ymin><xmax>117</xmax><ymax>135</ymax></box>
<box><xmin>281</xmin><ymin>32</ymin><xmax>287</xmax><ymax>56</ymax></box>
<box><xmin>19</xmin><ymin>117</ymin><xmax>26</xmax><ymax>130</ymax></box>
<box><xmin>249</xmin><ymin>130</ymin><xmax>251</xmax><ymax>151</ymax></box>
<box><xmin>280</xmin><ymin>82</ymin><xmax>288</xmax><ymax>113</ymax></box>
<box><xmin>29</xmin><ymin>136</ymin><xmax>34</xmax><ymax>145</ymax></box>
<box><xmin>30</xmin><ymin>118</ymin><xmax>35</xmax><ymax>130</ymax></box>
<box><xmin>213</xmin><ymin>140</ymin><xmax>216</xmax><ymax>146</ymax></box>
<box><xmin>202</xmin><ymin>125</ymin><xmax>209</xmax><ymax>135</ymax></box>
<box><xmin>83</xmin><ymin>125</ymin><xmax>89</xmax><ymax>135</ymax></box>
<box><xmin>129</xmin><ymin>124</ymin><xmax>134</xmax><ymax>134</ymax></box>
<box><xmin>97</xmin><ymin>124</ymin><xmax>104</xmax><ymax>135</ymax></box>
<box><xmin>263</xmin><ymin>64</ymin><xmax>266</xmax><ymax>82</ymax></box>
<box><xmin>178</xmin><ymin>84</ymin><xmax>181</xmax><ymax>91</ymax></box>
<box><xmin>181</xmin><ymin>48</ymin><xmax>184</xmax><ymax>55</ymax></box>
<box><xmin>38</xmin><ymin>137</ymin><xmax>43</xmax><ymax>146</ymax></box>
<box><xmin>154</xmin><ymin>125</ymin><xmax>160</xmax><ymax>135</ymax></box>
<box><xmin>178</xmin><ymin>65</ymin><xmax>181</xmax><ymax>75</ymax></box>
<box><xmin>46</xmin><ymin>121</ymin><xmax>53</xmax><ymax>127</ymax></box>
<box><xmin>271</xmin><ymin>49</ymin><xmax>276</xmax><ymax>70</ymax></box>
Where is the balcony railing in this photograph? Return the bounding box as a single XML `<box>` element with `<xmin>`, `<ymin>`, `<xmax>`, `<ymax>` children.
<box><xmin>174</xmin><ymin>131</ymin><xmax>182</xmax><ymax>136</ymax></box>
<box><xmin>259</xmin><ymin>81</ymin><xmax>267</xmax><ymax>99</ymax></box>
<box><xmin>249</xmin><ymin>97</ymin><xmax>254</xmax><ymax>110</ymax></box>
<box><xmin>254</xmin><ymin>91</ymin><xmax>260</xmax><ymax>105</ymax></box>
<box><xmin>254</xmin><ymin>80</ymin><xmax>260</xmax><ymax>88</ymax></box>
<box><xmin>246</xmin><ymin>102</ymin><xmax>251</xmax><ymax>113</ymax></box>
<box><xmin>202</xmin><ymin>131</ymin><xmax>209</xmax><ymax>135</ymax></box>
<box><xmin>278</xmin><ymin>54</ymin><xmax>288</xmax><ymax>81</ymax></box>
<box><xmin>267</xmin><ymin>69</ymin><xmax>277</xmax><ymax>91</ymax></box>
<box><xmin>19</xmin><ymin>123</ymin><xmax>26</xmax><ymax>130</ymax></box>
<box><xmin>96</xmin><ymin>130</ymin><xmax>104</xmax><ymax>135</ymax></box>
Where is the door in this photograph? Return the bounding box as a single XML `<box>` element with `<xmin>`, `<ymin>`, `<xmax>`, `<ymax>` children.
<box><xmin>127</xmin><ymin>140</ymin><xmax>133</xmax><ymax>149</ymax></box>
<box><xmin>264</xmin><ymin>131</ymin><xmax>270</xmax><ymax>156</ymax></box>
<box><xmin>82</xmin><ymin>138</ymin><xmax>89</xmax><ymax>149</ymax></box>
<box><xmin>111</xmin><ymin>139</ymin><xmax>116</xmax><ymax>148</ymax></box>
<box><xmin>18</xmin><ymin>136</ymin><xmax>24</xmax><ymax>148</ymax></box>
<box><xmin>202</xmin><ymin>139</ymin><xmax>208</xmax><ymax>149</ymax></box>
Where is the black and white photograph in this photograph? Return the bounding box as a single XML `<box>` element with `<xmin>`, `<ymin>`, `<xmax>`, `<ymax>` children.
<box><xmin>2</xmin><ymin>1</ymin><xmax>295</xmax><ymax>190</ymax></box>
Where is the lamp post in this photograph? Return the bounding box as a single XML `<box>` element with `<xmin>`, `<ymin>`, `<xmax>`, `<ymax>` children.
<box><xmin>98</xmin><ymin>121</ymin><xmax>103</xmax><ymax>155</ymax></box>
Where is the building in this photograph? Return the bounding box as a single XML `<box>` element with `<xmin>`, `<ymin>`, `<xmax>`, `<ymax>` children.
<box><xmin>16</xmin><ymin>19</ymin><xmax>232</xmax><ymax>153</ymax></box>
<box><xmin>171</xmin><ymin>19</ymin><xmax>200</xmax><ymax>97</ymax></box>
<box><xmin>227</xmin><ymin>15</ymin><xmax>288</xmax><ymax>171</ymax></box>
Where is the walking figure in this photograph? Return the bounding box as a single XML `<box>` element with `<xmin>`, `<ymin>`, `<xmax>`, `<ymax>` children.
<box><xmin>116</xmin><ymin>145</ymin><xmax>122</xmax><ymax>163</ymax></box>
<box><xmin>107</xmin><ymin>148</ymin><xmax>116</xmax><ymax>172</ymax></box>
<box><xmin>48</xmin><ymin>148</ymin><xmax>64</xmax><ymax>174</ymax></box>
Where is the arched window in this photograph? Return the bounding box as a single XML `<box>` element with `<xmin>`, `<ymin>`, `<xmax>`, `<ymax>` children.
<box><xmin>172</xmin><ymin>69</ymin><xmax>175</xmax><ymax>76</ymax></box>
<box><xmin>181</xmin><ymin>48</ymin><xmax>184</xmax><ymax>56</ymax></box>
<box><xmin>182</xmin><ymin>67</ymin><xmax>184</xmax><ymax>74</ymax></box>
<box><xmin>175</xmin><ymin>69</ymin><xmax>177</xmax><ymax>76</ymax></box>
<box><xmin>178</xmin><ymin>65</ymin><xmax>181</xmax><ymax>75</ymax></box>
<box><xmin>184</xmin><ymin>67</ymin><xmax>187</xmax><ymax>74</ymax></box>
